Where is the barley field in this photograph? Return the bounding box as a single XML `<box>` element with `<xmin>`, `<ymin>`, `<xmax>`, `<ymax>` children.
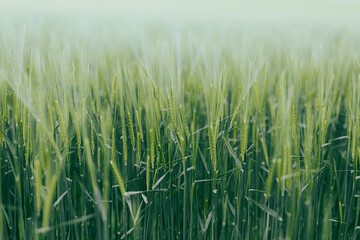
<box><xmin>1</xmin><ymin>2</ymin><xmax>360</xmax><ymax>239</ymax></box>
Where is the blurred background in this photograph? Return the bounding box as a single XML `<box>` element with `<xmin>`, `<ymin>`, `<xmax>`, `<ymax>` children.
<box><xmin>1</xmin><ymin>0</ymin><xmax>360</xmax><ymax>26</ymax></box>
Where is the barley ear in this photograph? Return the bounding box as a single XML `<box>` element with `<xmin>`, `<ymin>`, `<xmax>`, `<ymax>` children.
<box><xmin>260</xmin><ymin>137</ymin><xmax>269</xmax><ymax>166</ymax></box>
<box><xmin>137</xmin><ymin>132</ymin><xmax>141</xmax><ymax>167</ymax></box>
<box><xmin>109</xmin><ymin>160</ymin><xmax>126</xmax><ymax>198</ymax></box>
<box><xmin>150</xmin><ymin>128</ymin><xmax>155</xmax><ymax>169</ymax></box>
<box><xmin>240</xmin><ymin>119</ymin><xmax>248</xmax><ymax>161</ymax></box>
<box><xmin>136</xmin><ymin>109</ymin><xmax>143</xmax><ymax>141</ymax></box>
<box><xmin>127</xmin><ymin>111</ymin><xmax>135</xmax><ymax>150</ymax></box>
<box><xmin>265</xmin><ymin>160</ymin><xmax>276</xmax><ymax>199</ymax></box>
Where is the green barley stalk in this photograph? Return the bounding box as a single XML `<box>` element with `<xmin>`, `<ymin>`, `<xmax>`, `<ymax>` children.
<box><xmin>25</xmin><ymin>122</ymin><xmax>30</xmax><ymax>166</ymax></box>
<box><xmin>191</xmin><ymin>109</ymin><xmax>197</xmax><ymax>135</ymax></box>
<box><xmin>347</xmin><ymin>127</ymin><xmax>352</xmax><ymax>157</ymax></box>
<box><xmin>171</xmin><ymin>87</ymin><xmax>176</xmax><ymax>125</ymax></box>
<box><xmin>34</xmin><ymin>159</ymin><xmax>42</xmax><ymax>215</ymax></box>
<box><xmin>84</xmin><ymin>138</ymin><xmax>97</xmax><ymax>189</ymax></box>
<box><xmin>90</xmin><ymin>120</ymin><xmax>95</xmax><ymax>154</ymax></box>
<box><xmin>109</xmin><ymin>160</ymin><xmax>126</xmax><ymax>198</ymax></box>
<box><xmin>204</xmin><ymin>199</ymin><xmax>208</xmax><ymax>219</ymax></box>
<box><xmin>146</xmin><ymin>155</ymin><xmax>150</xmax><ymax>190</ymax></box>
<box><xmin>3</xmin><ymin>94</ymin><xmax>7</xmax><ymax>123</ymax></box>
<box><xmin>266</xmin><ymin>160</ymin><xmax>276</xmax><ymax>198</ymax></box>
<box><xmin>42</xmin><ymin>175</ymin><xmax>57</xmax><ymax>228</ymax></box>
<box><xmin>180</xmin><ymin>136</ymin><xmax>186</xmax><ymax>167</ymax></box>
<box><xmin>97</xmin><ymin>147</ymin><xmax>101</xmax><ymax>172</ymax></box>
<box><xmin>110</xmin><ymin>75</ymin><xmax>117</xmax><ymax>106</ymax></box>
<box><xmin>1</xmin><ymin>112</ymin><xmax>5</xmax><ymax>145</ymax></box>
<box><xmin>321</xmin><ymin>106</ymin><xmax>327</xmax><ymax>145</ymax></box>
<box><xmin>180</xmin><ymin>105</ymin><xmax>190</xmax><ymax>139</ymax></box>
<box><xmin>150</xmin><ymin>128</ymin><xmax>155</xmax><ymax>168</ymax></box>
<box><xmin>127</xmin><ymin>111</ymin><xmax>135</xmax><ymax>150</ymax></box>
<box><xmin>121</xmin><ymin>103</ymin><xmax>128</xmax><ymax>166</ymax></box>
<box><xmin>74</xmin><ymin>112</ymin><xmax>81</xmax><ymax>159</ymax></box>
<box><xmin>354</xmin><ymin>148</ymin><xmax>358</xmax><ymax>187</ymax></box>
<box><xmin>240</xmin><ymin>119</ymin><xmax>248</xmax><ymax>161</ymax></box>
<box><xmin>48</xmin><ymin>103</ymin><xmax>54</xmax><ymax>133</ymax></box>
<box><xmin>209</xmin><ymin>124</ymin><xmax>217</xmax><ymax>172</ymax></box>
<box><xmin>190</xmin><ymin>183</ymin><xmax>195</xmax><ymax>209</ymax></box>
<box><xmin>23</xmin><ymin>106</ymin><xmax>27</xmax><ymax>144</ymax></box>
<box><xmin>236</xmin><ymin>194</ymin><xmax>239</xmax><ymax>217</ymax></box>
<box><xmin>180</xmin><ymin>134</ymin><xmax>187</xmax><ymax>240</ymax></box>
<box><xmin>291</xmin><ymin>104</ymin><xmax>296</xmax><ymax>139</ymax></box>
<box><xmin>219</xmin><ymin>90</ymin><xmax>223</xmax><ymax>120</ymax></box>
<box><xmin>339</xmin><ymin>201</ymin><xmax>343</xmax><ymax>223</ymax></box>
<box><xmin>232</xmin><ymin>121</ymin><xmax>238</xmax><ymax>147</ymax></box>
<box><xmin>254</xmin><ymin>81</ymin><xmax>262</xmax><ymax>111</ymax></box>
<box><xmin>230</xmin><ymin>99</ymin><xmax>244</xmax><ymax>129</ymax></box>
<box><xmin>168</xmin><ymin>96</ymin><xmax>175</xmax><ymax>128</ymax></box>
<box><xmin>252</xmin><ymin>121</ymin><xmax>256</xmax><ymax>153</ymax></box>
<box><xmin>135</xmin><ymin>109</ymin><xmax>143</xmax><ymax>141</ymax></box>
<box><xmin>284</xmin><ymin>142</ymin><xmax>292</xmax><ymax>193</ymax></box>
<box><xmin>123</xmin><ymin>127</ymin><xmax>128</xmax><ymax>166</ymax></box>
<box><xmin>14</xmin><ymin>96</ymin><xmax>20</xmax><ymax>125</ymax></box>
<box><xmin>18</xmin><ymin>120</ymin><xmax>23</xmax><ymax>147</ymax></box>
<box><xmin>137</xmin><ymin>132</ymin><xmax>141</xmax><ymax>168</ymax></box>
<box><xmin>260</xmin><ymin>137</ymin><xmax>269</xmax><ymax>166</ymax></box>
<box><xmin>168</xmin><ymin>134</ymin><xmax>173</xmax><ymax>169</ymax></box>
<box><xmin>352</xmin><ymin>126</ymin><xmax>357</xmax><ymax>160</ymax></box>
<box><xmin>100</xmin><ymin>115</ymin><xmax>108</xmax><ymax>144</ymax></box>
<box><xmin>0</xmin><ymin>110</ymin><xmax>2</xmax><ymax>147</ymax></box>
<box><xmin>153</xmin><ymin>83</ymin><xmax>161</xmax><ymax>121</ymax></box>
<box><xmin>112</xmin><ymin>128</ymin><xmax>116</xmax><ymax>161</ymax></box>
<box><xmin>55</xmin><ymin>100</ymin><xmax>67</xmax><ymax>144</ymax></box>
<box><xmin>157</xmin><ymin>144</ymin><xmax>166</xmax><ymax>171</ymax></box>
<box><xmin>191</xmin><ymin>132</ymin><xmax>199</xmax><ymax>169</ymax></box>
<box><xmin>215</xmin><ymin>118</ymin><xmax>220</xmax><ymax>142</ymax></box>
<box><xmin>280</xmin><ymin>156</ymin><xmax>286</xmax><ymax>196</ymax></box>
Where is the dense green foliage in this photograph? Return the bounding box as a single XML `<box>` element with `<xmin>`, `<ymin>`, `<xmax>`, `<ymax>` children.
<box><xmin>0</xmin><ymin>21</ymin><xmax>360</xmax><ymax>239</ymax></box>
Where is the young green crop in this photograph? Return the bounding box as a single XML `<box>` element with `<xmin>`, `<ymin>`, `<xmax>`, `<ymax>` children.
<box><xmin>0</xmin><ymin>16</ymin><xmax>360</xmax><ymax>240</ymax></box>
